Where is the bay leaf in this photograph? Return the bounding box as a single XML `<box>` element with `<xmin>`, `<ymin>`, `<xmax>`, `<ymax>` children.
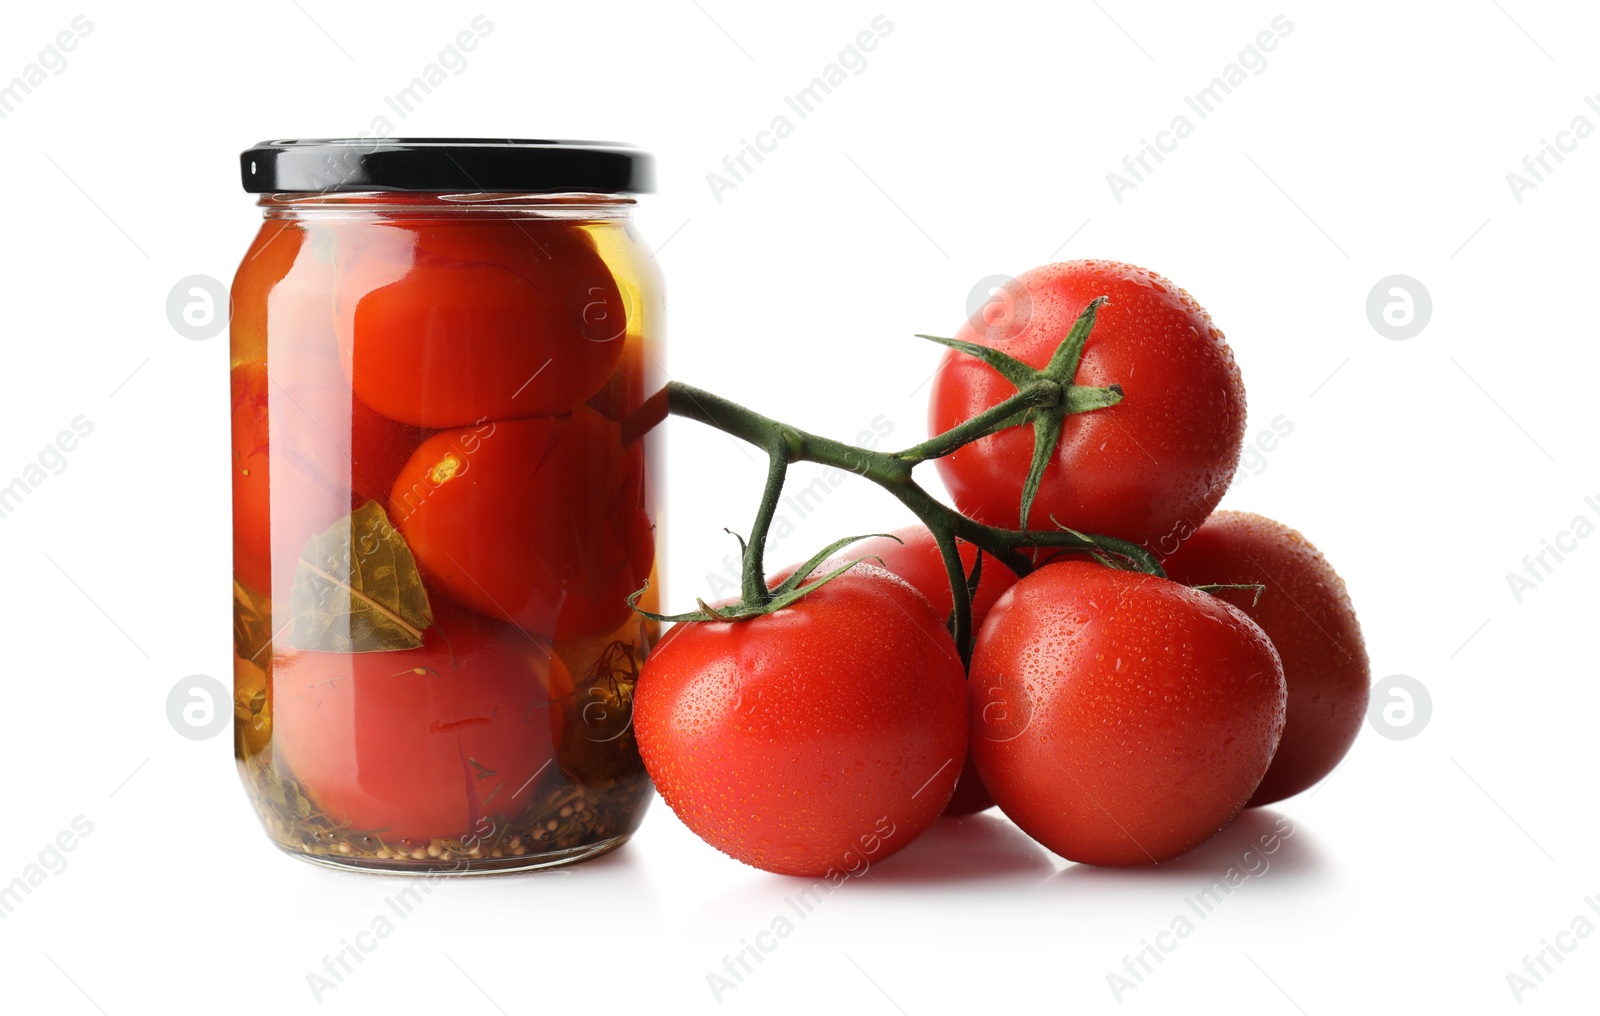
<box><xmin>232</xmin><ymin>579</ymin><xmax>273</xmax><ymax>663</ymax></box>
<box><xmin>286</xmin><ymin>500</ymin><xmax>434</xmax><ymax>653</ymax></box>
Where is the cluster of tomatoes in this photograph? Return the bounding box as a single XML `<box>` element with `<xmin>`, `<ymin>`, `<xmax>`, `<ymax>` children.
<box><xmin>230</xmin><ymin>214</ymin><xmax>656</xmax><ymax>842</ymax></box>
<box><xmin>634</xmin><ymin>261</ymin><xmax>1369</xmax><ymax>874</ymax></box>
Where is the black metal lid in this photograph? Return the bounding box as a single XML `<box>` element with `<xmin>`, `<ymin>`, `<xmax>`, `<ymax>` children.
<box><xmin>240</xmin><ymin>138</ymin><xmax>653</xmax><ymax>194</ymax></box>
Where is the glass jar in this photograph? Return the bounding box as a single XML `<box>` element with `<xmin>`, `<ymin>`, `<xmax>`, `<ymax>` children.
<box><xmin>230</xmin><ymin>140</ymin><xmax>663</xmax><ymax>873</ymax></box>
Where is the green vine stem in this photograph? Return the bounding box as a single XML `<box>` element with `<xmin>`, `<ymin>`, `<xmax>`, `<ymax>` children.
<box><xmin>641</xmin><ymin>296</ymin><xmax>1177</xmax><ymax>663</ymax></box>
<box><xmin>741</xmin><ymin>440</ymin><xmax>792</xmax><ymax>606</ymax></box>
<box><xmin>662</xmin><ymin>381</ymin><xmax>1160</xmax><ymax>661</ymax></box>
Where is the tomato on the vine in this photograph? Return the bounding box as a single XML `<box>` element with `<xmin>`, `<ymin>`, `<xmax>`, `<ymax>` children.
<box><xmin>272</xmin><ymin>604</ymin><xmax>570</xmax><ymax>843</ymax></box>
<box><xmin>1161</xmin><ymin>511</ymin><xmax>1369</xmax><ymax>805</ymax></box>
<box><xmin>970</xmin><ymin>560</ymin><xmax>1285</xmax><ymax>866</ymax></box>
<box><xmin>391</xmin><ymin>406</ymin><xmax>654</xmax><ymax>641</ymax></box>
<box><xmin>930</xmin><ymin>260</ymin><xmax>1246</xmax><ymax>553</ymax></box>
<box><xmin>829</xmin><ymin>528</ymin><xmax>1018</xmax><ymax>816</ymax></box>
<box><xmin>634</xmin><ymin>565</ymin><xmax>969</xmax><ymax>877</ymax></box>
<box><xmin>336</xmin><ymin>220</ymin><xmax>628</xmax><ymax>428</ymax></box>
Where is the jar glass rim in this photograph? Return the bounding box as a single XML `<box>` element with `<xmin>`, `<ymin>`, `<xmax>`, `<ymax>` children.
<box><xmin>255</xmin><ymin>191</ymin><xmax>637</xmax><ymax>220</ymax></box>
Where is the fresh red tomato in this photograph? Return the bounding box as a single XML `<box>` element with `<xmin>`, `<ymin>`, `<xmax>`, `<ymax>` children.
<box><xmin>930</xmin><ymin>260</ymin><xmax>1246</xmax><ymax>553</ymax></box>
<box><xmin>391</xmin><ymin>406</ymin><xmax>654</xmax><ymax>641</ymax></box>
<box><xmin>823</xmin><ymin>528</ymin><xmax>1018</xmax><ymax>816</ymax></box>
<box><xmin>272</xmin><ymin>605</ymin><xmax>569</xmax><ymax>843</ymax></box>
<box><xmin>1160</xmin><ymin>511</ymin><xmax>1369</xmax><ymax>805</ymax></box>
<box><xmin>634</xmin><ymin>565</ymin><xmax>969</xmax><ymax>876</ymax></box>
<box><xmin>335</xmin><ymin>220</ymin><xmax>627</xmax><ymax>428</ymax></box>
<box><xmin>970</xmin><ymin>560</ymin><xmax>1285</xmax><ymax>866</ymax></box>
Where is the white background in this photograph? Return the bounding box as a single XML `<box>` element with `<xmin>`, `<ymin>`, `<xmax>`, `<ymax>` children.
<box><xmin>1</xmin><ymin>2</ymin><xmax>1596</xmax><ymax>1013</ymax></box>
